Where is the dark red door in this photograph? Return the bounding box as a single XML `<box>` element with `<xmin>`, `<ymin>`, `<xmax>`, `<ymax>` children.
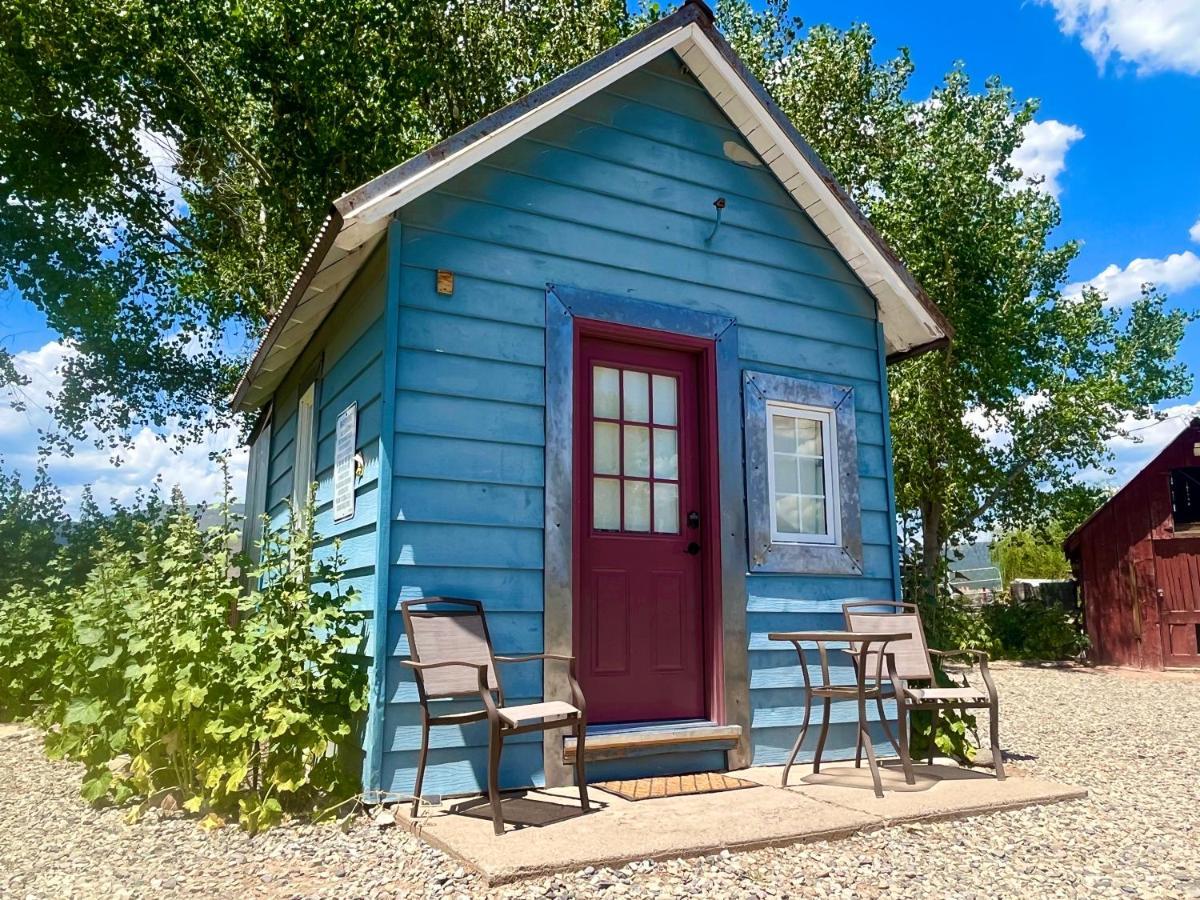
<box><xmin>575</xmin><ymin>333</ymin><xmax>706</xmax><ymax>723</ymax></box>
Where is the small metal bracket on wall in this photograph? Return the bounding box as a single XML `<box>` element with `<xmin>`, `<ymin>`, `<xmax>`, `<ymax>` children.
<box><xmin>706</xmin><ymin>197</ymin><xmax>726</xmax><ymax>243</ymax></box>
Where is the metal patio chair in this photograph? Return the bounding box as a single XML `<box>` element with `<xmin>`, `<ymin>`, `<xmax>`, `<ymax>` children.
<box><xmin>399</xmin><ymin>597</ymin><xmax>589</xmax><ymax>834</ymax></box>
<box><xmin>842</xmin><ymin>599</ymin><xmax>1006</xmax><ymax>782</ymax></box>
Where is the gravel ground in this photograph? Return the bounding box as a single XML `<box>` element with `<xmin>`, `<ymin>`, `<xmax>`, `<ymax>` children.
<box><xmin>2</xmin><ymin>663</ymin><xmax>1198</xmax><ymax>899</ymax></box>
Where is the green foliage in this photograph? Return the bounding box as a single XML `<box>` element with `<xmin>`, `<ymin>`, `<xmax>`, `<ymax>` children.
<box><xmin>0</xmin><ymin>0</ymin><xmax>630</xmax><ymax>446</ymax></box>
<box><xmin>0</xmin><ymin>461</ymin><xmax>67</xmax><ymax>594</ymax></box>
<box><xmin>979</xmin><ymin>596</ymin><xmax>1088</xmax><ymax>661</ymax></box>
<box><xmin>0</xmin><ymin>478</ymin><xmax>366</xmax><ymax>832</ymax></box>
<box><xmin>934</xmin><ymin>588</ymin><xmax>1088</xmax><ymax>663</ymax></box>
<box><xmin>992</xmin><ymin>527</ymin><xmax>1072</xmax><ymax>583</ymax></box>
<box><xmin>711</xmin><ymin>0</ymin><xmax>1195</xmax><ymax>598</ymax></box>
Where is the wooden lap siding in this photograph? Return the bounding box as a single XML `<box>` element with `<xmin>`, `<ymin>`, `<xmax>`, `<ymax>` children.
<box><xmin>261</xmin><ymin>249</ymin><xmax>388</xmax><ymax>783</ymax></box>
<box><xmin>380</xmin><ymin>50</ymin><xmax>899</xmax><ymax>798</ymax></box>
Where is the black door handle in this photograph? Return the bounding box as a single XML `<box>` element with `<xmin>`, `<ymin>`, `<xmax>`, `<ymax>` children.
<box><xmin>687</xmin><ymin>510</ymin><xmax>701</xmax><ymax>529</ymax></box>
<box><xmin>686</xmin><ymin>542</ymin><xmax>701</xmax><ymax>555</ymax></box>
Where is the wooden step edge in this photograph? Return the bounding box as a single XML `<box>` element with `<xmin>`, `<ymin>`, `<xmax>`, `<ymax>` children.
<box><xmin>562</xmin><ymin>724</ymin><xmax>742</xmax><ymax>763</ymax></box>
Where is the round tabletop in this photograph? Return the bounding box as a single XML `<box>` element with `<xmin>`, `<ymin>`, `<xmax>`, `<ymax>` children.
<box><xmin>766</xmin><ymin>630</ymin><xmax>911</xmax><ymax>643</ymax></box>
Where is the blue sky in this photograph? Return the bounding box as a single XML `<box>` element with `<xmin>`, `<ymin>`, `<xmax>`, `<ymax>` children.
<box><xmin>2</xmin><ymin>0</ymin><xmax>1199</xmax><ymax>509</ymax></box>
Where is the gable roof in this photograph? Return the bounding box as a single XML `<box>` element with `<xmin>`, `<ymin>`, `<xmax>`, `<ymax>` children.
<box><xmin>1064</xmin><ymin>417</ymin><xmax>1200</xmax><ymax>556</ymax></box>
<box><xmin>232</xmin><ymin>0</ymin><xmax>951</xmax><ymax>412</ymax></box>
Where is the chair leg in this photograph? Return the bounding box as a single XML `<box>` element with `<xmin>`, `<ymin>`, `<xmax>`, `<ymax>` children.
<box><xmin>488</xmin><ymin>725</ymin><xmax>504</xmax><ymax>836</ymax></box>
<box><xmin>927</xmin><ymin>708</ymin><xmax>940</xmax><ymax>765</ymax></box>
<box><xmin>896</xmin><ymin>702</ymin><xmax>915</xmax><ymax>785</ymax></box>
<box><xmin>411</xmin><ymin>720</ymin><xmax>430</xmax><ymax>820</ymax></box>
<box><xmin>861</xmin><ymin>724</ymin><xmax>884</xmax><ymax>798</ymax></box>
<box><xmin>574</xmin><ymin>719</ymin><xmax>590</xmax><ymax>811</ymax></box>
<box><xmin>875</xmin><ymin>694</ymin><xmax>900</xmax><ymax>755</ymax></box>
<box><xmin>781</xmin><ymin>694</ymin><xmax>813</xmax><ymax>787</ymax></box>
<box><xmin>854</xmin><ymin>725</ymin><xmax>864</xmax><ymax>768</ymax></box>
<box><xmin>989</xmin><ymin>701</ymin><xmax>1006</xmax><ymax>780</ymax></box>
<box><xmin>857</xmin><ymin>688</ymin><xmax>884</xmax><ymax>798</ymax></box>
<box><xmin>812</xmin><ymin>698</ymin><xmax>832</xmax><ymax>775</ymax></box>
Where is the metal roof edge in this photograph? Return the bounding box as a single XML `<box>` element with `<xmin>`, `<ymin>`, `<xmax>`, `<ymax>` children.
<box><xmin>230</xmin><ymin>205</ymin><xmax>344</xmax><ymax>411</ymax></box>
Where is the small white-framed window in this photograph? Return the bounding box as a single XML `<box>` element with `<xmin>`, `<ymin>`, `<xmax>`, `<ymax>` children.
<box><xmin>291</xmin><ymin>381</ymin><xmax>317</xmax><ymax>516</ymax></box>
<box><xmin>743</xmin><ymin>370</ymin><xmax>863</xmax><ymax>575</ymax></box>
<box><xmin>764</xmin><ymin>401</ymin><xmax>840</xmax><ymax>546</ymax></box>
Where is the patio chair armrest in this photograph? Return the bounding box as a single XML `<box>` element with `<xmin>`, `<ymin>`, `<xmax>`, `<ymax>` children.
<box><xmin>496</xmin><ymin>655</ymin><xmax>586</xmax><ymax>717</ymax></box>
<box><xmin>399</xmin><ymin>659</ymin><xmax>489</xmax><ymax>674</ymax></box>
<box><xmin>929</xmin><ymin>648</ymin><xmax>990</xmax><ymax>664</ymax></box>
<box><xmin>494</xmin><ymin>653</ymin><xmax>575</xmax><ymax>664</ymax></box>
<box><xmin>929</xmin><ymin>650</ymin><xmax>999</xmax><ymax>704</ymax></box>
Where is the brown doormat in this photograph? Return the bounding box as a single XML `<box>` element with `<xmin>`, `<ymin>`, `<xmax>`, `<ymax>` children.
<box><xmin>593</xmin><ymin>772</ymin><xmax>759</xmax><ymax>801</ymax></box>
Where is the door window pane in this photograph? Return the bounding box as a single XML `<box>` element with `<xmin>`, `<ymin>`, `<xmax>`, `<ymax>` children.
<box><xmin>653</xmin><ymin>483</ymin><xmax>679</xmax><ymax>533</ymax></box>
<box><xmin>623</xmin><ymin>481</ymin><xmax>650</xmax><ymax>531</ymax></box>
<box><xmin>594</xmin><ymin>477</ymin><xmax>620</xmax><ymax>531</ymax></box>
<box><xmin>652</xmin><ymin>374</ymin><xmax>677</xmax><ymax>425</ymax></box>
<box><xmin>594</xmin><ymin>366</ymin><xmax>619</xmax><ymax>419</ymax></box>
<box><xmin>623</xmin><ymin>370</ymin><xmax>649</xmax><ymax>422</ymax></box>
<box><xmin>653</xmin><ymin>428</ymin><xmax>678</xmax><ymax>479</ymax></box>
<box><xmin>593</xmin><ymin>422</ymin><xmax>619</xmax><ymax>475</ymax></box>
<box><xmin>623</xmin><ymin>425</ymin><xmax>650</xmax><ymax>477</ymax></box>
<box><xmin>591</xmin><ymin>362</ymin><xmax>686</xmax><ymax>536</ymax></box>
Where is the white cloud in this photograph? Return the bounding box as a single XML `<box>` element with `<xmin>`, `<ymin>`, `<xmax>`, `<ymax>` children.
<box><xmin>1063</xmin><ymin>250</ymin><xmax>1200</xmax><ymax>305</ymax></box>
<box><xmin>1042</xmin><ymin>0</ymin><xmax>1200</xmax><ymax>75</ymax></box>
<box><xmin>1</xmin><ymin>340</ymin><xmax>246</xmax><ymax>513</ymax></box>
<box><xmin>1012</xmin><ymin>119</ymin><xmax>1084</xmax><ymax>198</ymax></box>
<box><xmin>1190</xmin><ymin>216</ymin><xmax>1200</xmax><ymax>244</ymax></box>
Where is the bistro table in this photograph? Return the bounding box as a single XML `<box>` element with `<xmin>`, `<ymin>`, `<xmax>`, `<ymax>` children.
<box><xmin>767</xmin><ymin>630</ymin><xmax>913</xmax><ymax>798</ymax></box>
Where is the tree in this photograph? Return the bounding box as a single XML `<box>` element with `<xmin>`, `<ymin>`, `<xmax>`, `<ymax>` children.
<box><xmin>1</xmin><ymin>0</ymin><xmax>630</xmax><ymax>446</ymax></box>
<box><xmin>0</xmin><ymin>460</ymin><xmax>66</xmax><ymax>593</ymax></box>
<box><xmin>2</xmin><ymin>0</ymin><xmax>1193</xmax><ymax>568</ymax></box>
<box><xmin>716</xmin><ymin>0</ymin><xmax>1193</xmax><ymax>596</ymax></box>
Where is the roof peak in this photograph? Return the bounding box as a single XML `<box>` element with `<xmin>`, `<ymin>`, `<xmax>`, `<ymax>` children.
<box><xmin>233</xmin><ymin>5</ymin><xmax>950</xmax><ymax>411</ymax></box>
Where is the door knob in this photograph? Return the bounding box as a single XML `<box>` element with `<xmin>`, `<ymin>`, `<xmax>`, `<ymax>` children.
<box><xmin>686</xmin><ymin>542</ymin><xmax>701</xmax><ymax>555</ymax></box>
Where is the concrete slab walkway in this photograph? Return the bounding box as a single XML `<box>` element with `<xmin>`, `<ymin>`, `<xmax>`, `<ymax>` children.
<box><xmin>395</xmin><ymin>762</ymin><xmax>1086</xmax><ymax>885</ymax></box>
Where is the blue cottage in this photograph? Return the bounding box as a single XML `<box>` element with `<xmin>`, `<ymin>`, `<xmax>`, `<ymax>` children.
<box><xmin>233</xmin><ymin>1</ymin><xmax>951</xmax><ymax>803</ymax></box>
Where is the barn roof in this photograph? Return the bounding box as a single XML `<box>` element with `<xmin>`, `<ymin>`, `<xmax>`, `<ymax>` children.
<box><xmin>231</xmin><ymin>0</ymin><xmax>952</xmax><ymax>412</ymax></box>
<box><xmin>1064</xmin><ymin>416</ymin><xmax>1200</xmax><ymax>556</ymax></box>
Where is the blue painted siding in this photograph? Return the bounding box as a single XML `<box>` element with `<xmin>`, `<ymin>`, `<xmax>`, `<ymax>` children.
<box><xmin>380</xmin><ymin>50</ymin><xmax>900</xmax><ymax>798</ymax></box>
<box><xmin>260</xmin><ymin>248</ymin><xmax>388</xmax><ymax>779</ymax></box>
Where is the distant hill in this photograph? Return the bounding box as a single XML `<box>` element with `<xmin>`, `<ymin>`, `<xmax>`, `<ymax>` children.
<box><xmin>947</xmin><ymin>540</ymin><xmax>1002</xmax><ymax>595</ymax></box>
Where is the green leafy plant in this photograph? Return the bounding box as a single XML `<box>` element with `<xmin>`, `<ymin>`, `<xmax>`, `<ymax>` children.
<box><xmin>0</xmin><ymin>469</ymin><xmax>366</xmax><ymax>832</ymax></box>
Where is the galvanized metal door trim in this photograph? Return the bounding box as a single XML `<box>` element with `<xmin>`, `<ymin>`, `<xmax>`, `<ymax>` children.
<box><xmin>543</xmin><ymin>284</ymin><xmax>750</xmax><ymax>786</ymax></box>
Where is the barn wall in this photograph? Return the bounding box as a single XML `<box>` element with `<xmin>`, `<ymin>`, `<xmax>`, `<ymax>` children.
<box><xmin>1072</xmin><ymin>423</ymin><xmax>1200</xmax><ymax>669</ymax></box>
<box><xmin>381</xmin><ymin>51</ymin><xmax>899</xmax><ymax>798</ymax></box>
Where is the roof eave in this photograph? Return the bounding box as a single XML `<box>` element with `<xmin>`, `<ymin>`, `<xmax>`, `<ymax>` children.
<box><xmin>230</xmin><ymin>206</ymin><xmax>345</xmax><ymax>412</ymax></box>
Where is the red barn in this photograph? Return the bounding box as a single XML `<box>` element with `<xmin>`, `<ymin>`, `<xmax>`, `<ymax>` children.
<box><xmin>1064</xmin><ymin>418</ymin><xmax>1200</xmax><ymax>669</ymax></box>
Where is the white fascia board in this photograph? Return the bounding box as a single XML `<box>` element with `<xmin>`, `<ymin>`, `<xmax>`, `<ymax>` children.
<box><xmin>340</xmin><ymin>25</ymin><xmax>695</xmax><ymax>229</ymax></box>
<box><xmin>676</xmin><ymin>22</ymin><xmax>942</xmax><ymax>350</ymax></box>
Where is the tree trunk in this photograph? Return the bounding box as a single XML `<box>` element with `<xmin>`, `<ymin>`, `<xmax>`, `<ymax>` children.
<box><xmin>919</xmin><ymin>500</ymin><xmax>943</xmax><ymax>600</ymax></box>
